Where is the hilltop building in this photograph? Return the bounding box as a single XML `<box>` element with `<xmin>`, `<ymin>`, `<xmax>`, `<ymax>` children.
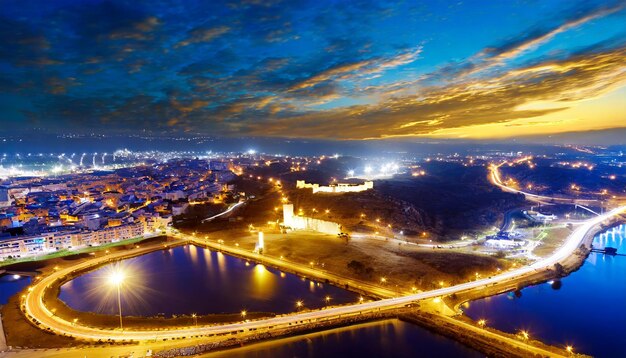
<box><xmin>282</xmin><ymin>204</ymin><xmax>341</xmax><ymax>235</ymax></box>
<box><xmin>296</xmin><ymin>180</ymin><xmax>373</xmax><ymax>194</ymax></box>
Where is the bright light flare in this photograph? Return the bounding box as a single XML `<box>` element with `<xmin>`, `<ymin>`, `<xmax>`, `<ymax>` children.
<box><xmin>108</xmin><ymin>270</ymin><xmax>125</xmax><ymax>286</ymax></box>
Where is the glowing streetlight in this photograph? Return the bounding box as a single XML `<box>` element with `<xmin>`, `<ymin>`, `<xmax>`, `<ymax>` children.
<box><xmin>380</xmin><ymin>277</ymin><xmax>387</xmax><ymax>284</ymax></box>
<box><xmin>108</xmin><ymin>269</ymin><xmax>125</xmax><ymax>330</ymax></box>
<box><xmin>241</xmin><ymin>310</ymin><xmax>247</xmax><ymax>319</ymax></box>
<box><xmin>566</xmin><ymin>345</ymin><xmax>574</xmax><ymax>354</ymax></box>
<box><xmin>296</xmin><ymin>300</ymin><xmax>304</xmax><ymax>310</ymax></box>
<box><xmin>192</xmin><ymin>313</ymin><xmax>197</xmax><ymax>326</ymax></box>
<box><xmin>358</xmin><ymin>296</ymin><xmax>364</xmax><ymax>303</ymax></box>
<box><xmin>519</xmin><ymin>330</ymin><xmax>529</xmax><ymax>341</ymax></box>
<box><xmin>478</xmin><ymin>319</ymin><xmax>486</xmax><ymax>328</ymax></box>
<box><xmin>325</xmin><ymin>296</ymin><xmax>331</xmax><ymax>305</ymax></box>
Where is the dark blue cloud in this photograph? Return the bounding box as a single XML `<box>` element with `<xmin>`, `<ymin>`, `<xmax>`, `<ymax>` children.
<box><xmin>0</xmin><ymin>0</ymin><xmax>624</xmax><ymax>138</ymax></box>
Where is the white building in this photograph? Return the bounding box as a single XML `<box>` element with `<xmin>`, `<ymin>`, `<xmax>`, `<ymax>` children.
<box><xmin>0</xmin><ymin>222</ymin><xmax>147</xmax><ymax>261</ymax></box>
<box><xmin>282</xmin><ymin>204</ymin><xmax>341</xmax><ymax>235</ymax></box>
<box><xmin>296</xmin><ymin>180</ymin><xmax>373</xmax><ymax>194</ymax></box>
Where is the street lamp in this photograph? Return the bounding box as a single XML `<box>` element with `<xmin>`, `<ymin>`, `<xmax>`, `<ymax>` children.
<box><xmin>192</xmin><ymin>313</ymin><xmax>197</xmax><ymax>326</ymax></box>
<box><xmin>325</xmin><ymin>296</ymin><xmax>331</xmax><ymax>305</ymax></box>
<box><xmin>296</xmin><ymin>300</ymin><xmax>304</xmax><ymax>310</ymax></box>
<box><xmin>566</xmin><ymin>345</ymin><xmax>574</xmax><ymax>354</ymax></box>
<box><xmin>478</xmin><ymin>319</ymin><xmax>486</xmax><ymax>328</ymax></box>
<box><xmin>519</xmin><ymin>330</ymin><xmax>529</xmax><ymax>341</ymax></box>
<box><xmin>241</xmin><ymin>310</ymin><xmax>247</xmax><ymax>319</ymax></box>
<box><xmin>108</xmin><ymin>269</ymin><xmax>125</xmax><ymax>331</ymax></box>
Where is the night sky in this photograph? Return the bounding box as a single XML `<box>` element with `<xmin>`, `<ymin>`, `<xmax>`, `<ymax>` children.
<box><xmin>1</xmin><ymin>0</ymin><xmax>625</xmax><ymax>139</ymax></box>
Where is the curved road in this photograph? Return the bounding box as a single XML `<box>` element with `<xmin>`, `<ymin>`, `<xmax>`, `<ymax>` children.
<box><xmin>23</xmin><ymin>205</ymin><xmax>626</xmax><ymax>342</ymax></box>
<box><xmin>489</xmin><ymin>162</ymin><xmax>600</xmax><ymax>205</ymax></box>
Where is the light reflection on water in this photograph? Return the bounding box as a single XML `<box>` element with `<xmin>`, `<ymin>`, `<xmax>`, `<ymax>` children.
<box><xmin>200</xmin><ymin>319</ymin><xmax>482</xmax><ymax>358</ymax></box>
<box><xmin>0</xmin><ymin>274</ymin><xmax>31</xmax><ymax>305</ymax></box>
<box><xmin>59</xmin><ymin>244</ymin><xmax>359</xmax><ymax>316</ymax></box>
<box><xmin>465</xmin><ymin>224</ymin><xmax>626</xmax><ymax>357</ymax></box>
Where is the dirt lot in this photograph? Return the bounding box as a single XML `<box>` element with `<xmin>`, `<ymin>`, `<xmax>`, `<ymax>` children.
<box><xmin>201</xmin><ymin>229</ymin><xmax>509</xmax><ymax>293</ymax></box>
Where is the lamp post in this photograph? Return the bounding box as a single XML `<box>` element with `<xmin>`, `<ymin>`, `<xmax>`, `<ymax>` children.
<box><xmin>108</xmin><ymin>270</ymin><xmax>125</xmax><ymax>331</ymax></box>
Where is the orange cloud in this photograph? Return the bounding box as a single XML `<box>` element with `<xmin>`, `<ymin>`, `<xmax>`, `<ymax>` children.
<box><xmin>238</xmin><ymin>46</ymin><xmax>626</xmax><ymax>139</ymax></box>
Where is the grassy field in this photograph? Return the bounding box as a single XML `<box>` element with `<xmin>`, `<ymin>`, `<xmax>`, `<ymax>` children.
<box><xmin>529</xmin><ymin>225</ymin><xmax>573</xmax><ymax>257</ymax></box>
<box><xmin>0</xmin><ymin>234</ymin><xmax>165</xmax><ymax>269</ymax></box>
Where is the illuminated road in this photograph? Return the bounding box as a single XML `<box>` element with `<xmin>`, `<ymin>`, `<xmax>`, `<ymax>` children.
<box><xmin>201</xmin><ymin>200</ymin><xmax>245</xmax><ymax>223</ymax></box>
<box><xmin>489</xmin><ymin>162</ymin><xmax>600</xmax><ymax>205</ymax></box>
<box><xmin>22</xmin><ymin>205</ymin><xmax>626</xmax><ymax>343</ymax></box>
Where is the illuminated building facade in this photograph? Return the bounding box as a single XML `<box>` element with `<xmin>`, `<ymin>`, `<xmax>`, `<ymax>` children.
<box><xmin>282</xmin><ymin>204</ymin><xmax>341</xmax><ymax>235</ymax></box>
<box><xmin>296</xmin><ymin>180</ymin><xmax>374</xmax><ymax>194</ymax></box>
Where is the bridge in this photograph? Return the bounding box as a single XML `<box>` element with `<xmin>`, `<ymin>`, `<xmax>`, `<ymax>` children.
<box><xmin>575</xmin><ymin>204</ymin><xmax>600</xmax><ymax>216</ymax></box>
<box><xmin>591</xmin><ymin>247</ymin><xmax>625</xmax><ymax>256</ymax></box>
<box><xmin>21</xmin><ymin>205</ymin><xmax>626</xmax><ymax>343</ymax></box>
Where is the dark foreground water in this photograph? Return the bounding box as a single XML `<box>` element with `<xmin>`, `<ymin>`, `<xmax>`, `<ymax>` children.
<box><xmin>202</xmin><ymin>319</ymin><xmax>482</xmax><ymax>358</ymax></box>
<box><xmin>59</xmin><ymin>245</ymin><xmax>359</xmax><ymax>316</ymax></box>
<box><xmin>465</xmin><ymin>224</ymin><xmax>626</xmax><ymax>357</ymax></box>
<box><xmin>0</xmin><ymin>274</ymin><xmax>31</xmax><ymax>304</ymax></box>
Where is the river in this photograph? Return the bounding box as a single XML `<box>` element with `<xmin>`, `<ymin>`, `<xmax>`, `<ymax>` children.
<box><xmin>465</xmin><ymin>223</ymin><xmax>626</xmax><ymax>357</ymax></box>
<box><xmin>201</xmin><ymin>319</ymin><xmax>482</xmax><ymax>358</ymax></box>
<box><xmin>0</xmin><ymin>274</ymin><xmax>30</xmax><ymax>305</ymax></box>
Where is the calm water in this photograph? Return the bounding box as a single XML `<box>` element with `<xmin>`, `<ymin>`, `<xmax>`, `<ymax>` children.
<box><xmin>59</xmin><ymin>245</ymin><xmax>359</xmax><ymax>316</ymax></box>
<box><xmin>202</xmin><ymin>319</ymin><xmax>482</xmax><ymax>358</ymax></box>
<box><xmin>0</xmin><ymin>274</ymin><xmax>31</xmax><ymax>305</ymax></box>
<box><xmin>465</xmin><ymin>224</ymin><xmax>626</xmax><ymax>357</ymax></box>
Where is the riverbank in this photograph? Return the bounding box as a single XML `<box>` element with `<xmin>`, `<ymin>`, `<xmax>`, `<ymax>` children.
<box><xmin>462</xmin><ymin>221</ymin><xmax>626</xmax><ymax>357</ymax></box>
<box><xmin>448</xmin><ymin>216</ymin><xmax>625</xmax><ymax>311</ymax></box>
<box><xmin>4</xmin><ymin>235</ymin><xmax>367</xmax><ymax>348</ymax></box>
<box><xmin>1</xmin><ymin>235</ymin><xmax>184</xmax><ymax>348</ymax></box>
<box><xmin>7</xmin><ymin>213</ymin><xmax>623</xmax><ymax>355</ymax></box>
<box><xmin>181</xmin><ymin>229</ymin><xmax>509</xmax><ymax>299</ymax></box>
<box><xmin>398</xmin><ymin>310</ymin><xmax>583</xmax><ymax>358</ymax></box>
<box><xmin>152</xmin><ymin>311</ymin><xmax>400</xmax><ymax>357</ymax></box>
